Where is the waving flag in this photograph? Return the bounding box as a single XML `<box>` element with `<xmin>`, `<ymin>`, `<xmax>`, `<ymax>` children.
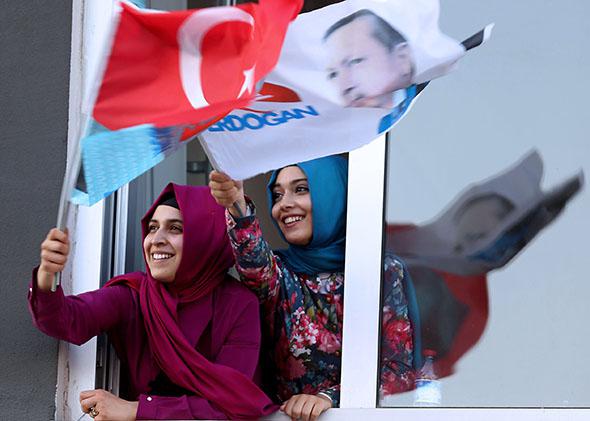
<box><xmin>387</xmin><ymin>150</ymin><xmax>584</xmax><ymax>275</ymax></box>
<box><xmin>200</xmin><ymin>0</ymin><xmax>493</xmax><ymax>180</ymax></box>
<box><xmin>383</xmin><ymin>151</ymin><xmax>583</xmax><ymax>380</ymax></box>
<box><xmin>71</xmin><ymin>0</ymin><xmax>302</xmax><ymax>206</ymax></box>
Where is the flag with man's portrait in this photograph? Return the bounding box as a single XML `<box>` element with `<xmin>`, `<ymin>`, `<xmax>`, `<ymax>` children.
<box><xmin>200</xmin><ymin>0</ymin><xmax>492</xmax><ymax>180</ymax></box>
<box><xmin>383</xmin><ymin>150</ymin><xmax>583</xmax><ymax>381</ymax></box>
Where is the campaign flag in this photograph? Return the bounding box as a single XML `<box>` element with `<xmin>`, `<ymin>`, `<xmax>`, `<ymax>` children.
<box><xmin>383</xmin><ymin>151</ymin><xmax>583</xmax><ymax>380</ymax></box>
<box><xmin>387</xmin><ymin>150</ymin><xmax>584</xmax><ymax>276</ymax></box>
<box><xmin>200</xmin><ymin>0</ymin><xmax>493</xmax><ymax>180</ymax></box>
<box><xmin>71</xmin><ymin>0</ymin><xmax>302</xmax><ymax>206</ymax></box>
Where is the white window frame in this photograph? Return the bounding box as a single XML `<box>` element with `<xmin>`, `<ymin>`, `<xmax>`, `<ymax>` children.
<box><xmin>341</xmin><ymin>137</ymin><xmax>387</xmax><ymax>408</ymax></box>
<box><xmin>55</xmin><ymin>0</ymin><xmax>116</xmax><ymax>419</ymax></box>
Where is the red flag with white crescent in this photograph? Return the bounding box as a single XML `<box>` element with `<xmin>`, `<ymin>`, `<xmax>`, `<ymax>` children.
<box><xmin>93</xmin><ymin>0</ymin><xmax>302</xmax><ymax>130</ymax></box>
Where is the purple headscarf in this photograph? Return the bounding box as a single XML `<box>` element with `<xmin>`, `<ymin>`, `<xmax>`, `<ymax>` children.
<box><xmin>106</xmin><ymin>183</ymin><xmax>276</xmax><ymax>419</ymax></box>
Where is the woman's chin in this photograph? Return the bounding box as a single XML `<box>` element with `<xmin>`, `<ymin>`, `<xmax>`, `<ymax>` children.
<box><xmin>285</xmin><ymin>234</ymin><xmax>312</xmax><ymax>247</ymax></box>
<box><xmin>150</xmin><ymin>271</ymin><xmax>175</xmax><ymax>283</ymax></box>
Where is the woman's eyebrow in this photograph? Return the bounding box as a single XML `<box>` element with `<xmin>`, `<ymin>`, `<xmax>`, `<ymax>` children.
<box><xmin>273</xmin><ymin>178</ymin><xmax>308</xmax><ymax>189</ymax></box>
<box><xmin>289</xmin><ymin>178</ymin><xmax>308</xmax><ymax>185</ymax></box>
<box><xmin>149</xmin><ymin>218</ymin><xmax>183</xmax><ymax>224</ymax></box>
<box><xmin>165</xmin><ymin>219</ymin><xmax>183</xmax><ymax>225</ymax></box>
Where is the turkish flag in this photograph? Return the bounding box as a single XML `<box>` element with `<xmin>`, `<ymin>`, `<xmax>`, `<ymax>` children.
<box><xmin>93</xmin><ymin>0</ymin><xmax>302</xmax><ymax>130</ymax></box>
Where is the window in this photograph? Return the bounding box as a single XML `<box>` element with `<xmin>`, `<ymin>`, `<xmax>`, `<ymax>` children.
<box><xmin>378</xmin><ymin>0</ymin><xmax>590</xmax><ymax>409</ymax></box>
<box><xmin>75</xmin><ymin>1</ymin><xmax>589</xmax><ymax>419</ymax></box>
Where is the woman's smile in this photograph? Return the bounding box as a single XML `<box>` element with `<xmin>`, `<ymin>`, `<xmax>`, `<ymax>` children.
<box><xmin>152</xmin><ymin>252</ymin><xmax>174</xmax><ymax>260</ymax></box>
<box><xmin>282</xmin><ymin>214</ymin><xmax>305</xmax><ymax>227</ymax></box>
<box><xmin>271</xmin><ymin>166</ymin><xmax>313</xmax><ymax>246</ymax></box>
<box><xmin>143</xmin><ymin>204</ymin><xmax>184</xmax><ymax>283</ymax></box>
<box><xmin>149</xmin><ymin>251</ymin><xmax>177</xmax><ymax>265</ymax></box>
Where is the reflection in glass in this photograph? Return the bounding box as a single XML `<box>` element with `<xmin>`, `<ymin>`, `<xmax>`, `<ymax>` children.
<box><xmin>388</xmin><ymin>151</ymin><xmax>583</xmax><ymax>276</ymax></box>
<box><xmin>413</xmin><ymin>349</ymin><xmax>441</xmax><ymax>406</ymax></box>
<box><xmin>380</xmin><ymin>150</ymin><xmax>583</xmax><ymax>405</ymax></box>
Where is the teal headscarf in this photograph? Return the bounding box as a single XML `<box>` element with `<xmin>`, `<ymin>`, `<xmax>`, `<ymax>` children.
<box><xmin>267</xmin><ymin>156</ymin><xmax>348</xmax><ymax>275</ymax></box>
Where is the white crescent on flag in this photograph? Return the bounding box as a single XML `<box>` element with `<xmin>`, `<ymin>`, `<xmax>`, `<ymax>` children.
<box><xmin>178</xmin><ymin>7</ymin><xmax>255</xmax><ymax>109</ymax></box>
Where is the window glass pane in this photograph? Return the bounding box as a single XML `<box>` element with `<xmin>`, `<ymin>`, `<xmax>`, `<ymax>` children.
<box><xmin>379</xmin><ymin>0</ymin><xmax>589</xmax><ymax>407</ymax></box>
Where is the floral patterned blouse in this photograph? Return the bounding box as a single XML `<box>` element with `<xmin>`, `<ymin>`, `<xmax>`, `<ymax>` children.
<box><xmin>226</xmin><ymin>208</ymin><xmax>415</xmax><ymax>406</ymax></box>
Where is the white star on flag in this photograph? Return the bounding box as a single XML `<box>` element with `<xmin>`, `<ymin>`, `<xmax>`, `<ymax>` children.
<box><xmin>238</xmin><ymin>65</ymin><xmax>256</xmax><ymax>98</ymax></box>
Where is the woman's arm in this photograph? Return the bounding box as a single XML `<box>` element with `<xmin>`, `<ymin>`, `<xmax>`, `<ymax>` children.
<box><xmin>135</xmin><ymin>394</ymin><xmax>226</xmax><ymax>420</ymax></box>
<box><xmin>29</xmin><ymin>228</ymin><xmax>131</xmax><ymax>345</ymax></box>
<box><xmin>135</xmin><ymin>293</ymin><xmax>265</xmax><ymax>420</ymax></box>
<box><xmin>225</xmin><ymin>205</ymin><xmax>283</xmax><ymax>302</ymax></box>
<box><xmin>209</xmin><ymin>171</ymin><xmax>283</xmax><ymax>302</ymax></box>
<box><xmin>379</xmin><ymin>255</ymin><xmax>417</xmax><ymax>396</ymax></box>
<box><xmin>28</xmin><ymin>268</ymin><xmax>133</xmax><ymax>345</ymax></box>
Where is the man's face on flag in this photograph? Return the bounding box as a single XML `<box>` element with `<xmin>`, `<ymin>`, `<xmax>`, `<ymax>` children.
<box><xmin>324</xmin><ymin>15</ymin><xmax>414</xmax><ymax>109</ymax></box>
<box><xmin>453</xmin><ymin>194</ymin><xmax>514</xmax><ymax>254</ymax></box>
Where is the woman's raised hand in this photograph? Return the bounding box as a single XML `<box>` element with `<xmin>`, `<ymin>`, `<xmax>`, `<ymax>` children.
<box><xmin>209</xmin><ymin>170</ymin><xmax>247</xmax><ymax>219</ymax></box>
<box><xmin>37</xmin><ymin>228</ymin><xmax>70</xmax><ymax>292</ymax></box>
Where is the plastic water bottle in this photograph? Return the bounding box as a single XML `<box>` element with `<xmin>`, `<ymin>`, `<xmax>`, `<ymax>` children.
<box><xmin>413</xmin><ymin>349</ymin><xmax>442</xmax><ymax>406</ymax></box>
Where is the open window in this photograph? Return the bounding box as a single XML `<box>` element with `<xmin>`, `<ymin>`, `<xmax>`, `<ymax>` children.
<box><xmin>65</xmin><ymin>0</ymin><xmax>589</xmax><ymax>420</ymax></box>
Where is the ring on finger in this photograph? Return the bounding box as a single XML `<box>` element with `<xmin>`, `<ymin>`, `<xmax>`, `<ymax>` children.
<box><xmin>89</xmin><ymin>406</ymin><xmax>99</xmax><ymax>418</ymax></box>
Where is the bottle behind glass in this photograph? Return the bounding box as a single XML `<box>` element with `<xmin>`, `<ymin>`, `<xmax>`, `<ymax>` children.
<box><xmin>413</xmin><ymin>349</ymin><xmax>442</xmax><ymax>407</ymax></box>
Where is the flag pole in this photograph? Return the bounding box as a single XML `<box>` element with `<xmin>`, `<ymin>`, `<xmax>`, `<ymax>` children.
<box><xmin>51</xmin><ymin>138</ymin><xmax>82</xmax><ymax>292</ymax></box>
<box><xmin>51</xmin><ymin>131</ymin><xmax>83</xmax><ymax>292</ymax></box>
<box><xmin>50</xmin><ymin>1</ymin><xmax>122</xmax><ymax>292</ymax></box>
<box><xmin>198</xmin><ymin>0</ymin><xmax>242</xmax><ymax>222</ymax></box>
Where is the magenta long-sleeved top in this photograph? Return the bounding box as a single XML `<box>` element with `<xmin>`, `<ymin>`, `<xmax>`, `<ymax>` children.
<box><xmin>28</xmin><ymin>269</ymin><xmax>263</xmax><ymax>420</ymax></box>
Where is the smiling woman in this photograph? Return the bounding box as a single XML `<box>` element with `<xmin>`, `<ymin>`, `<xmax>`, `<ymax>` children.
<box><xmin>270</xmin><ymin>166</ymin><xmax>314</xmax><ymax>246</ymax></box>
<box><xmin>143</xmin><ymin>200</ymin><xmax>185</xmax><ymax>283</ymax></box>
<box><xmin>28</xmin><ymin>184</ymin><xmax>276</xmax><ymax>420</ymax></box>
<box><xmin>209</xmin><ymin>155</ymin><xmax>421</xmax><ymax>421</ymax></box>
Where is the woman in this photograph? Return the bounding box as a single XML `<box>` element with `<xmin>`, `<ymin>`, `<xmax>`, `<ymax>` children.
<box><xmin>209</xmin><ymin>156</ymin><xmax>421</xmax><ymax>421</ymax></box>
<box><xmin>28</xmin><ymin>184</ymin><xmax>276</xmax><ymax>420</ymax></box>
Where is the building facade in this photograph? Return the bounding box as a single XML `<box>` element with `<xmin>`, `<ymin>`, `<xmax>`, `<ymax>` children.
<box><xmin>2</xmin><ymin>1</ymin><xmax>589</xmax><ymax>420</ymax></box>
